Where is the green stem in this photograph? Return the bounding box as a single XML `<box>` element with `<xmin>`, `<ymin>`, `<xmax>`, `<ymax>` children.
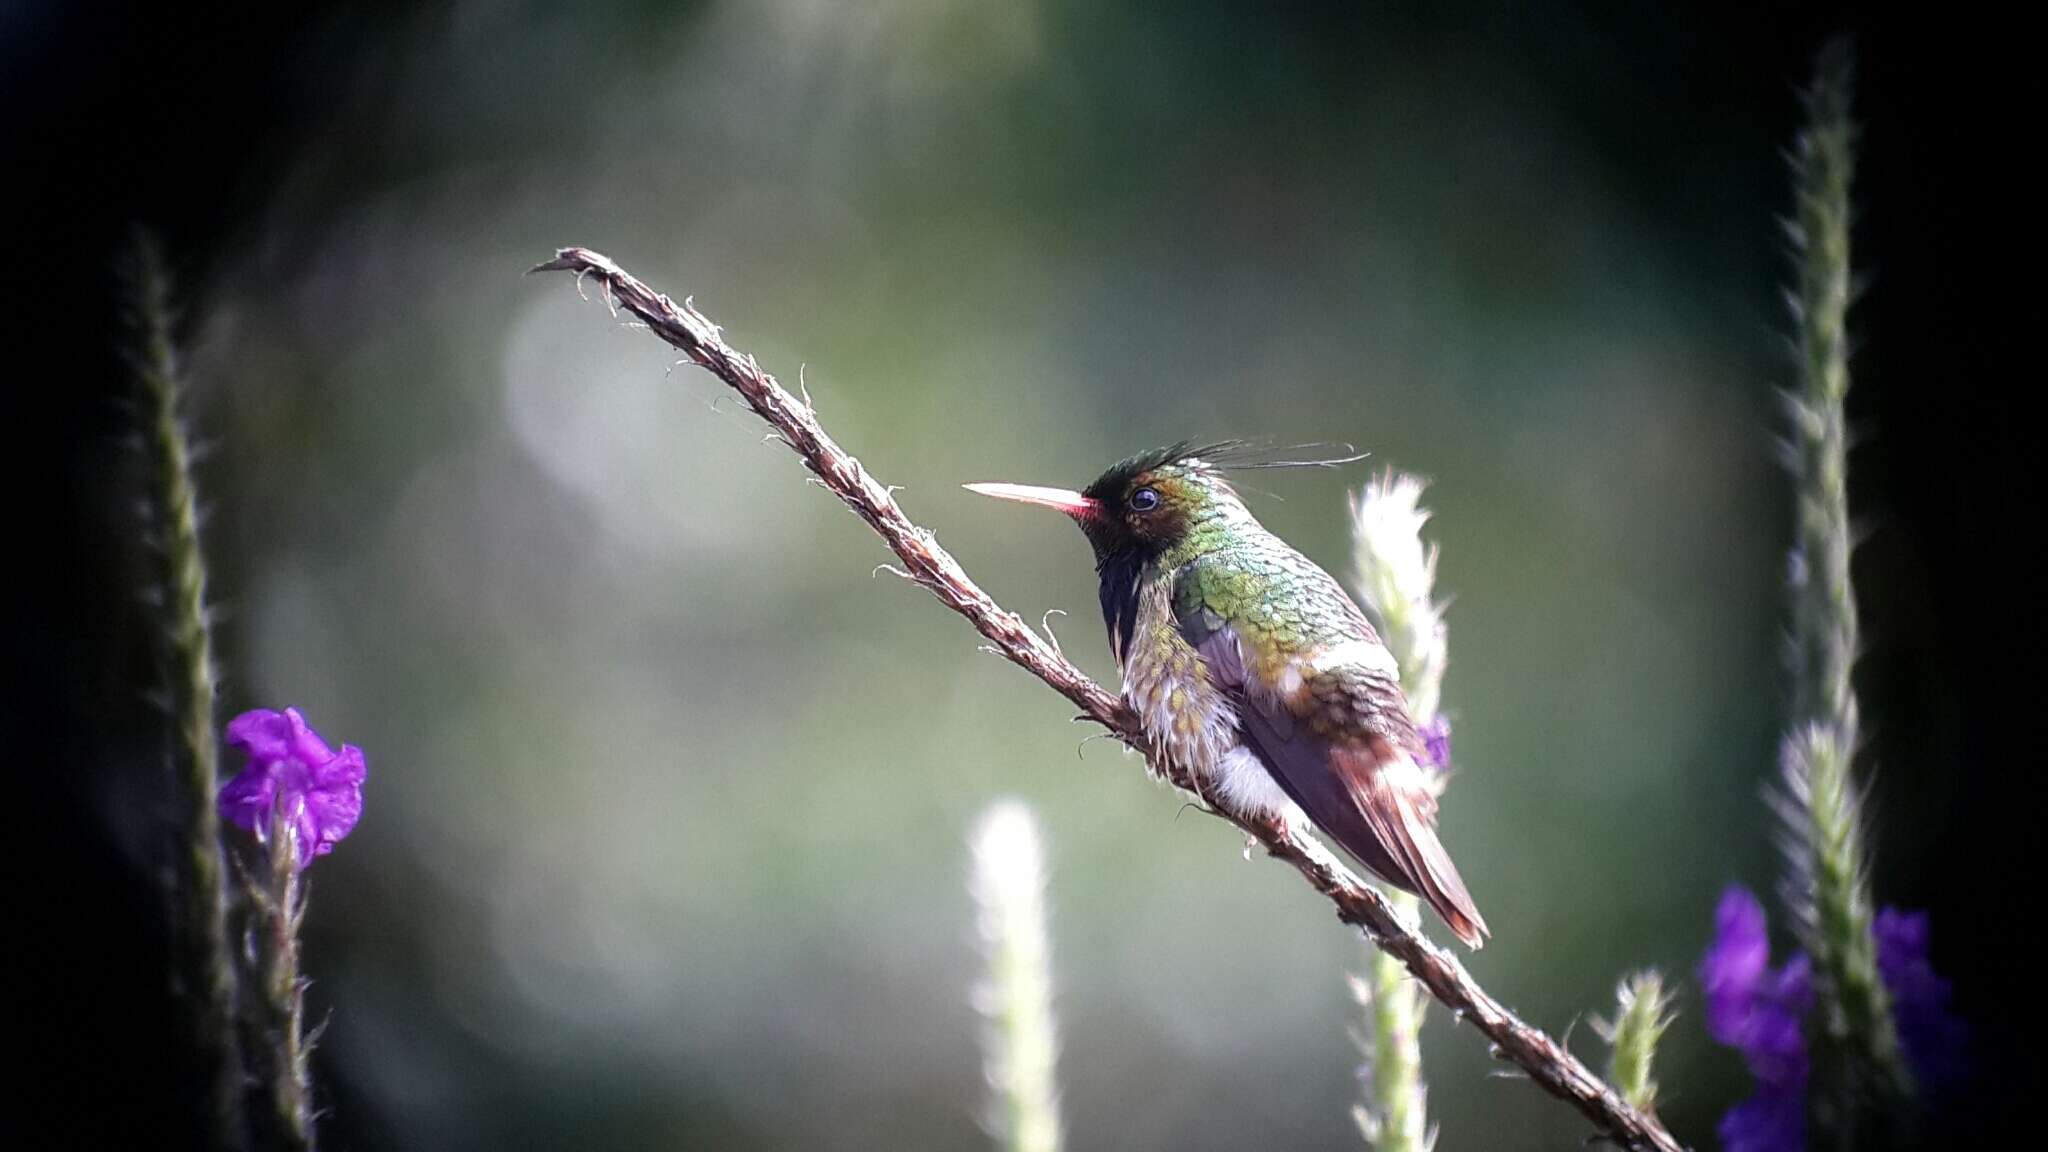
<box><xmin>1784</xmin><ymin>725</ymin><xmax>1906</xmax><ymax>1141</ymax></box>
<box><xmin>1600</xmin><ymin>972</ymin><xmax>1673</xmax><ymax>1117</ymax></box>
<box><xmin>1788</xmin><ymin>39</ymin><xmax>1861</xmax><ymax>751</ymax></box>
<box><xmin>132</xmin><ymin>232</ymin><xmax>242</xmax><ymax>1145</ymax></box>
<box><xmin>972</xmin><ymin>801</ymin><xmax>1062</xmax><ymax>1152</ymax></box>
<box><xmin>1347</xmin><ymin>472</ymin><xmax>1449</xmax><ymax>1150</ymax></box>
<box><xmin>1352</xmin><ymin>895</ymin><xmax>1432</xmax><ymax>1152</ymax></box>
<box><xmin>1780</xmin><ymin>39</ymin><xmax>1909</xmax><ymax>1144</ymax></box>
<box><xmin>256</xmin><ymin>813</ymin><xmax>317</xmax><ymax>1152</ymax></box>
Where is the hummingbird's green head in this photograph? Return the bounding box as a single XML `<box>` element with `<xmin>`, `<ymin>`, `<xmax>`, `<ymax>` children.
<box><xmin>967</xmin><ymin>441</ymin><xmax>1362</xmax><ymax>659</ymax></box>
<box><xmin>966</xmin><ymin>441</ymin><xmax>1246</xmax><ymax>569</ymax></box>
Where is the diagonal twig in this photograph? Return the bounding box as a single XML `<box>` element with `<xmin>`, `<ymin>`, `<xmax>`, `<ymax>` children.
<box><xmin>529</xmin><ymin>246</ymin><xmax>1687</xmax><ymax>1152</ymax></box>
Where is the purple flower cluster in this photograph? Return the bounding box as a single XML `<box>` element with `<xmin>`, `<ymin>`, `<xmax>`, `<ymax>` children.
<box><xmin>1701</xmin><ymin>889</ymin><xmax>1812</xmax><ymax>1152</ymax></box>
<box><xmin>1873</xmin><ymin>908</ymin><xmax>1970</xmax><ymax>1096</ymax></box>
<box><xmin>1700</xmin><ymin>887</ymin><xmax>1966</xmax><ymax>1152</ymax></box>
<box><xmin>1419</xmin><ymin>715</ymin><xmax>1453</xmax><ymax>772</ymax></box>
<box><xmin>218</xmin><ymin>707</ymin><xmax>366</xmax><ymax>870</ymax></box>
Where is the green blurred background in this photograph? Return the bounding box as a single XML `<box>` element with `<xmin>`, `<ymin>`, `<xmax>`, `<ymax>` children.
<box><xmin>11</xmin><ymin>2</ymin><xmax>2004</xmax><ymax>1149</ymax></box>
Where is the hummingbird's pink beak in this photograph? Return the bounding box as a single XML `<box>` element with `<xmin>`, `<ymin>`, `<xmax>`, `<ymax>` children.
<box><xmin>962</xmin><ymin>482</ymin><xmax>1098</xmax><ymax>518</ymax></box>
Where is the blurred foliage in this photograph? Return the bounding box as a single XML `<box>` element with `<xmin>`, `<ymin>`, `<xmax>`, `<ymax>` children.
<box><xmin>139</xmin><ymin>2</ymin><xmax>1924</xmax><ymax>1149</ymax></box>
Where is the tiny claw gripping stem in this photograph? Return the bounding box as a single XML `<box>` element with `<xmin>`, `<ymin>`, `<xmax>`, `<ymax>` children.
<box><xmin>1041</xmin><ymin>608</ymin><xmax>1067</xmax><ymax>656</ymax></box>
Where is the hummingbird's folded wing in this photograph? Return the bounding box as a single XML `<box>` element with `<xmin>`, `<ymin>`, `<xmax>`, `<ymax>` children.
<box><xmin>1182</xmin><ymin>611</ymin><xmax>1489</xmax><ymax>948</ymax></box>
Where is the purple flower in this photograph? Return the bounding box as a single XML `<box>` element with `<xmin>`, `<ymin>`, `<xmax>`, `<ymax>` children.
<box><xmin>1702</xmin><ymin>889</ymin><xmax>1772</xmax><ymax>1043</ymax></box>
<box><xmin>1700</xmin><ymin>888</ymin><xmax>1813</xmax><ymax>1090</ymax></box>
<box><xmin>1717</xmin><ymin>1086</ymin><xmax>1805</xmax><ymax>1152</ymax></box>
<box><xmin>1700</xmin><ymin>888</ymin><xmax>1813</xmax><ymax>1152</ymax></box>
<box><xmin>1875</xmin><ymin>907</ymin><xmax>1969</xmax><ymax>1094</ymax></box>
<box><xmin>219</xmin><ymin>707</ymin><xmax>365</xmax><ymax>869</ymax></box>
<box><xmin>1419</xmin><ymin>715</ymin><xmax>1452</xmax><ymax>772</ymax></box>
<box><xmin>1701</xmin><ymin>889</ymin><xmax>1969</xmax><ymax>1149</ymax></box>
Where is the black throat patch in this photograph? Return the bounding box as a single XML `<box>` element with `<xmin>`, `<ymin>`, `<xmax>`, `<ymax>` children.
<box><xmin>1094</xmin><ymin>548</ymin><xmax>1145</xmax><ymax>665</ymax></box>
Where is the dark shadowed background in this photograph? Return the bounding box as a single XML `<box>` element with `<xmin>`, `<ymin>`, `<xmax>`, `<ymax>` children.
<box><xmin>5</xmin><ymin>2</ymin><xmax>2024</xmax><ymax>1149</ymax></box>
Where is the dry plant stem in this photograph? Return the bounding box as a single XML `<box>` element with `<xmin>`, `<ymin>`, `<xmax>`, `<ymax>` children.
<box><xmin>532</xmin><ymin>246</ymin><xmax>1687</xmax><ymax>1152</ymax></box>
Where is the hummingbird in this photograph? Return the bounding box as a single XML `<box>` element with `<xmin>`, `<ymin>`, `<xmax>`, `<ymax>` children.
<box><xmin>967</xmin><ymin>443</ymin><xmax>1488</xmax><ymax>947</ymax></box>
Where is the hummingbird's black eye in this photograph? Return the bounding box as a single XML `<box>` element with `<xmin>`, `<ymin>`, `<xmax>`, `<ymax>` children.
<box><xmin>1129</xmin><ymin>486</ymin><xmax>1161</xmax><ymax>512</ymax></box>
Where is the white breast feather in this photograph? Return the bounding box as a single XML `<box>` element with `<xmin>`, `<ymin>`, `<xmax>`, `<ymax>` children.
<box><xmin>1212</xmin><ymin>746</ymin><xmax>1307</xmax><ymax>825</ymax></box>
